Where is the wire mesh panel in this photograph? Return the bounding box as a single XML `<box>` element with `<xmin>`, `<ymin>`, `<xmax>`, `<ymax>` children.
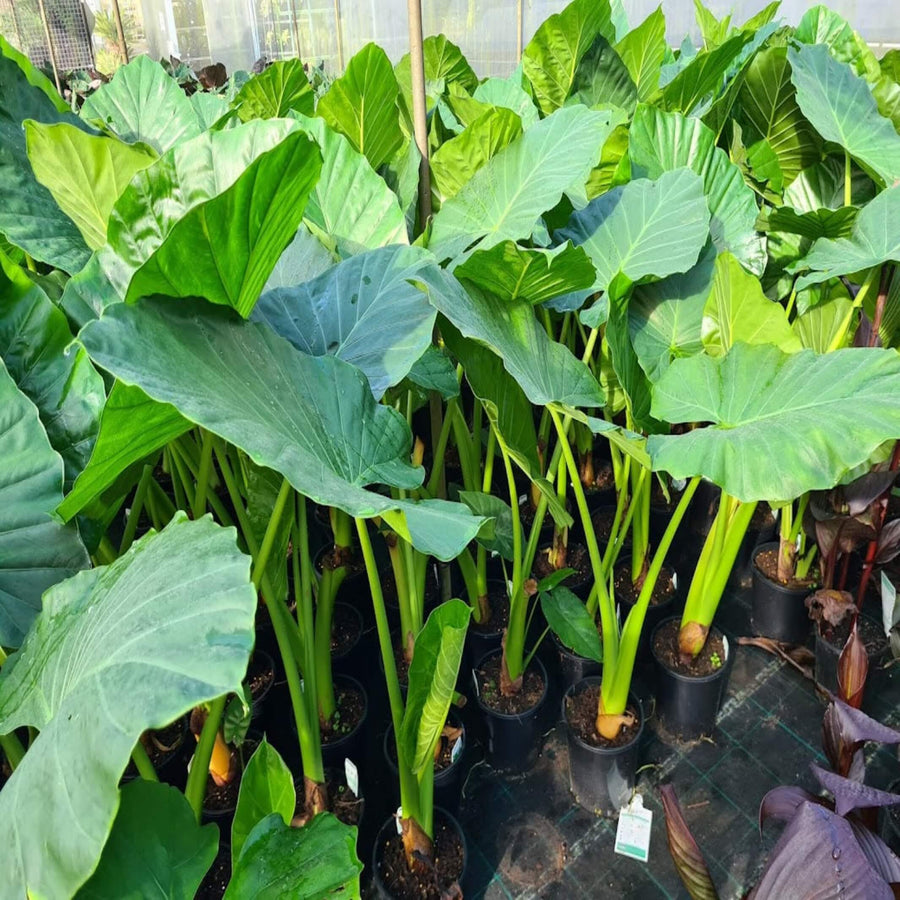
<box><xmin>0</xmin><ymin>0</ymin><xmax>94</xmax><ymax>70</ymax></box>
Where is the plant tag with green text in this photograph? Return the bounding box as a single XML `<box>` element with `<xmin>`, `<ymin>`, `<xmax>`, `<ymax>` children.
<box><xmin>615</xmin><ymin>794</ymin><xmax>652</xmax><ymax>863</ymax></box>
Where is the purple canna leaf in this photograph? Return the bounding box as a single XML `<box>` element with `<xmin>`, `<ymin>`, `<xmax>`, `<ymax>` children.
<box><xmin>842</xmin><ymin>470</ymin><xmax>899</xmax><ymax>516</ymax></box>
<box><xmin>660</xmin><ymin>784</ymin><xmax>719</xmax><ymax>900</ymax></box>
<box><xmin>876</xmin><ymin>520</ymin><xmax>900</xmax><ymax>565</ymax></box>
<box><xmin>848</xmin><ymin>819</ymin><xmax>900</xmax><ymax>884</ymax></box>
<box><xmin>759</xmin><ymin>786</ymin><xmax>822</xmax><ymax>832</ymax></box>
<box><xmin>812</xmin><ymin>764</ymin><xmax>900</xmax><ymax>817</ymax></box>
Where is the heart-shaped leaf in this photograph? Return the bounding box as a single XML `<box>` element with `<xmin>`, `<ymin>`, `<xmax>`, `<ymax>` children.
<box><xmin>0</xmin><ymin>513</ymin><xmax>256</xmax><ymax>898</ymax></box>
<box><xmin>541</xmin><ymin>586</ymin><xmax>602</xmax><ymax>661</ymax></box>
<box><xmin>232</xmin><ymin>59</ymin><xmax>314</xmax><ymax>121</ymax></box>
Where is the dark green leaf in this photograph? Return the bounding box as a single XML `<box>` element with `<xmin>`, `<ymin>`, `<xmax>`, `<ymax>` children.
<box><xmin>570</xmin><ymin>35</ymin><xmax>637</xmax><ymax>114</ymax></box>
<box><xmin>233</xmin><ymin>59</ymin><xmax>314</xmax><ymax>121</ymax></box>
<box><xmin>541</xmin><ymin>586</ymin><xmax>602</xmax><ymax>661</ymax></box>
<box><xmin>459</xmin><ymin>491</ymin><xmax>514</xmax><ymax>560</ymax></box>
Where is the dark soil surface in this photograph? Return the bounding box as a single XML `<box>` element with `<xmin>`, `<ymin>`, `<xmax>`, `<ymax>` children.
<box><xmin>203</xmin><ymin>738</ymin><xmax>260</xmax><ymax>812</ymax></box>
<box><xmin>591</xmin><ymin>507</ymin><xmax>624</xmax><ymax>545</ymax></box>
<box><xmin>471</xmin><ymin>591</ymin><xmax>509</xmax><ymax>636</ymax></box>
<box><xmin>565</xmin><ymin>684</ymin><xmax>641</xmax><ymax>748</ymax></box>
<box><xmin>519</xmin><ymin>495</ymin><xmax>569</xmax><ymax>535</ymax></box>
<box><xmin>615</xmin><ymin>565</ymin><xmax>675</xmax><ymax>607</ymax></box>
<box><xmin>316</xmin><ymin>546</ymin><xmax>366</xmax><ymax>579</ymax></box>
<box><xmin>296</xmin><ymin>770</ymin><xmax>364</xmax><ymax>827</ymax></box>
<box><xmin>245</xmin><ymin>654</ymin><xmax>274</xmax><ymax>703</ymax></box>
<box><xmin>392</xmin><ymin>639</ymin><xmax>411</xmax><ymax>687</ymax></box>
<box><xmin>535</xmin><ymin>542</ymin><xmax>591</xmax><ymax>588</ymax></box>
<box><xmin>653</xmin><ymin>618</ymin><xmax>727</xmax><ymax>677</ymax></box>
<box><xmin>331</xmin><ymin>603</ymin><xmax>362</xmax><ymax>657</ymax></box>
<box><xmin>123</xmin><ymin>718</ymin><xmax>186</xmax><ymax>777</ymax></box>
<box><xmin>754</xmin><ymin>547</ymin><xmax>816</xmax><ymax>589</ymax></box>
<box><xmin>321</xmin><ymin>684</ymin><xmax>365</xmax><ymax>744</ymax></box>
<box><xmin>195</xmin><ymin>841</ymin><xmax>230</xmax><ymax>899</ymax></box>
<box><xmin>378</xmin><ymin>814</ymin><xmax>465</xmax><ymax>900</ymax></box>
<box><xmin>476</xmin><ymin>653</ymin><xmax>545</xmax><ymax>715</ymax></box>
<box><xmin>584</xmin><ymin>461</ymin><xmax>615</xmax><ymax>494</ymax></box>
<box><xmin>382</xmin><ymin>564</ymin><xmax>440</xmax><ymax>611</ymax></box>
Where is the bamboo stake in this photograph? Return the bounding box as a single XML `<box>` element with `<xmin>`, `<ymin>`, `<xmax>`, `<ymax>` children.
<box><xmin>110</xmin><ymin>0</ymin><xmax>129</xmax><ymax>64</ymax></box>
<box><xmin>405</xmin><ymin>0</ymin><xmax>432</xmax><ymax>227</ymax></box>
<box><xmin>36</xmin><ymin>0</ymin><xmax>62</xmax><ymax>93</ymax></box>
<box><xmin>517</xmin><ymin>0</ymin><xmax>524</xmax><ymax>61</ymax></box>
<box><xmin>332</xmin><ymin>0</ymin><xmax>345</xmax><ymax>70</ymax></box>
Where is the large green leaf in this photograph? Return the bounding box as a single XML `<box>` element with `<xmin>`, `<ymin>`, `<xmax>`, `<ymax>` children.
<box><xmin>472</xmin><ymin>70</ymin><xmax>540</xmax><ymax>129</ymax></box>
<box><xmin>232</xmin><ymin>59</ymin><xmax>315</xmax><ymax>121</ymax></box>
<box><xmin>522</xmin><ymin>0</ymin><xmax>615</xmax><ymax>115</ymax></box>
<box><xmin>80</xmin><ymin>55</ymin><xmax>202</xmax><ymax>154</ymax></box>
<box><xmin>661</xmin><ymin>31</ymin><xmax>753</xmax><ymax>114</ymax></box>
<box><xmin>0</xmin><ymin>34</ymin><xmax>68</xmax><ymax>111</ymax></box>
<box><xmin>0</xmin><ymin>361</ymin><xmax>88</xmax><ymax>647</ymax></box>
<box><xmin>24</xmin><ymin>121</ymin><xmax>157</xmax><ymax>250</ymax></box>
<box><xmin>614</xmin><ymin>6</ymin><xmax>667</xmax><ymax>101</ymax></box>
<box><xmin>317</xmin><ymin>43</ymin><xmax>403</xmax><ymax>170</ymax></box>
<box><xmin>0</xmin><ymin>514</ymin><xmax>255</xmax><ymax>898</ymax></box>
<box><xmin>629</xmin><ymin>243</ymin><xmax>716</xmax><ymax>382</ymax></box>
<box><xmin>569</xmin><ymin>36</ymin><xmax>637</xmax><ymax>114</ymax></box>
<box><xmin>459</xmin><ymin>491</ymin><xmax>515</xmax><ymax>560</ymax></box>
<box><xmin>702</xmin><ymin>252</ymin><xmax>800</xmax><ymax>356</ymax></box>
<box><xmin>647</xmin><ymin>343</ymin><xmax>900</xmax><ymax>502</ymax></box>
<box><xmin>0</xmin><ymin>253</ymin><xmax>105</xmax><ymax>488</ymax></box>
<box><xmin>80</xmin><ymin>298</ymin><xmax>484</xmax><ymax>560</ymax></box>
<box><xmin>76</xmin><ymin>780</ymin><xmax>219</xmax><ymax>900</ymax></box>
<box><xmin>225</xmin><ymin>812</ymin><xmax>361</xmax><ymax>900</ymax></box>
<box><xmin>252</xmin><ymin>245</ymin><xmax>437</xmax><ymax>398</ymax></box>
<box><xmin>784</xmin><ymin>157</ymin><xmax>875</xmax><ymax>213</ymax></box>
<box><xmin>629</xmin><ymin>105</ymin><xmax>766</xmax><ymax>276</ymax></box>
<box><xmin>430</xmin><ymin>107</ymin><xmax>523</xmax><ymax>206</ymax></box>
<box><xmin>794</xmin><ymin>184</ymin><xmax>900</xmax><ymax>289</ymax></box>
<box><xmin>788</xmin><ymin>44</ymin><xmax>900</xmax><ymax>185</ymax></box>
<box><xmin>399</xmin><ymin>599</ymin><xmax>471</xmax><ymax>775</ymax></box>
<box><xmin>231</xmin><ymin>739</ymin><xmax>296</xmax><ymax>868</ymax></box>
<box><xmin>58</xmin><ymin>382</ymin><xmax>189</xmax><ymax>521</ymax></box>
<box><xmin>429</xmin><ymin>274</ymin><xmax>604</xmax><ymax>409</ymax></box>
<box><xmin>761</xmin><ymin>205</ymin><xmax>857</xmax><ymax>241</ymax></box>
<box><xmin>792</xmin><ymin>293</ymin><xmax>854</xmax><ymax>352</ymax></box>
<box><xmin>794</xmin><ymin>4</ymin><xmax>881</xmax><ymax>82</ymax></box>
<box><xmin>106</xmin><ymin>122</ymin><xmax>322</xmax><ymax>317</ymax></box>
<box><xmin>428</xmin><ymin>106</ymin><xmax>615</xmax><ymax>261</ymax></box>
<box><xmin>453</xmin><ymin>240</ymin><xmax>595</xmax><ymax>305</ymax></box>
<box><xmin>291</xmin><ymin>113</ymin><xmax>408</xmax><ymax>255</ymax></box>
<box><xmin>395</xmin><ymin>34</ymin><xmax>478</xmax><ymax>100</ymax></box>
<box><xmin>264</xmin><ymin>224</ymin><xmax>335</xmax><ymax>291</ymax></box>
<box><xmin>557</xmin><ymin>168</ymin><xmax>710</xmax><ymax>295</ymax></box>
<box><xmin>0</xmin><ymin>53</ymin><xmax>90</xmax><ymax>273</ymax></box>
<box><xmin>737</xmin><ymin>46</ymin><xmax>822</xmax><ymax>187</ymax></box>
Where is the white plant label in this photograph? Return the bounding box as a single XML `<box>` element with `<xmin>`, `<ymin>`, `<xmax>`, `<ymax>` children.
<box><xmin>395</xmin><ymin>805</ymin><xmax>403</xmax><ymax>835</ymax></box>
<box><xmin>471</xmin><ymin>669</ymin><xmax>480</xmax><ymax>698</ymax></box>
<box><xmin>451</xmin><ymin>736</ymin><xmax>463</xmax><ymax>764</ymax></box>
<box><xmin>344</xmin><ymin>758</ymin><xmax>359</xmax><ymax>797</ymax></box>
<box><xmin>672</xmin><ymin>571</ymin><xmax>678</xmax><ymax>590</ymax></box>
<box><xmin>882</xmin><ymin>571</ymin><xmax>898</xmax><ymax>637</ymax></box>
<box><xmin>615</xmin><ymin>793</ymin><xmax>652</xmax><ymax>863</ymax></box>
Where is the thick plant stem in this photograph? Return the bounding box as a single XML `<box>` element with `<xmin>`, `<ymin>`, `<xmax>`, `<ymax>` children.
<box><xmin>829</xmin><ymin>266</ymin><xmax>879</xmax><ymax>352</ymax></box>
<box><xmin>550</xmin><ymin>407</ymin><xmax>617</xmax><ymax>674</ymax></box>
<box><xmin>120</xmin><ymin>464</ymin><xmax>153</xmax><ymax>555</ymax></box>
<box><xmin>498</xmin><ymin>435</ymin><xmax>526</xmax><ymax>690</ymax></box>
<box><xmin>191</xmin><ymin>429</ymin><xmax>215</xmax><ymax>520</ymax></box>
<box><xmin>185</xmin><ymin>694</ymin><xmax>227</xmax><ymax>822</ymax></box>
<box><xmin>130</xmin><ymin>740</ymin><xmax>159</xmax><ymax>782</ymax></box>
<box><xmin>0</xmin><ymin>731</ymin><xmax>25</xmax><ymax>769</ymax></box>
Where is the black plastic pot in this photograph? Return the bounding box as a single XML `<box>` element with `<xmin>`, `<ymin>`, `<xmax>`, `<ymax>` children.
<box><xmin>617</xmin><ymin>565</ymin><xmax>681</xmax><ymax>660</ymax></box>
<box><xmin>734</xmin><ymin>516</ymin><xmax>778</xmax><ymax>580</ymax></box>
<box><xmin>651</xmin><ymin>618</ymin><xmax>732</xmax><ymax>741</ymax></box>
<box><xmin>320</xmin><ymin>674</ymin><xmax>369</xmax><ymax>770</ymax></box>
<box><xmin>383</xmin><ymin>714</ymin><xmax>467</xmax><ymax>813</ymax></box>
<box><xmin>247</xmin><ymin>650</ymin><xmax>276</xmax><ymax>722</ymax></box>
<box><xmin>473</xmin><ymin>649</ymin><xmax>549</xmax><ymax>772</ymax></box>
<box><xmin>331</xmin><ymin>601</ymin><xmax>366</xmax><ymax>676</ymax></box>
<box><xmin>563</xmin><ymin>678</ymin><xmax>643</xmax><ymax>817</ymax></box>
<box><xmin>371</xmin><ymin>807</ymin><xmax>467</xmax><ymax>899</ymax></box>
<box><xmin>553</xmin><ymin>629</ymin><xmax>601</xmax><ymax>691</ymax></box>
<box><xmin>463</xmin><ymin>580</ymin><xmax>507</xmax><ymax>671</ymax></box>
<box><xmin>750</xmin><ymin>543</ymin><xmax>812</xmax><ymax>644</ymax></box>
<box><xmin>814</xmin><ymin>614</ymin><xmax>887</xmax><ymax>694</ymax></box>
<box><xmin>122</xmin><ymin>716</ymin><xmax>191</xmax><ymax>791</ymax></box>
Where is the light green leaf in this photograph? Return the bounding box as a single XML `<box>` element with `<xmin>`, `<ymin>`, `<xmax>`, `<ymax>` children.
<box><xmin>788</xmin><ymin>43</ymin><xmax>900</xmax><ymax>185</ymax></box>
<box><xmin>794</xmin><ymin>184</ymin><xmax>900</xmax><ymax>289</ymax></box>
<box><xmin>252</xmin><ymin>245</ymin><xmax>437</xmax><ymax>398</ymax></box>
<box><xmin>694</xmin><ymin>0</ymin><xmax>730</xmax><ymax>47</ymax></box>
<box><xmin>629</xmin><ymin>105</ymin><xmax>766</xmax><ymax>276</ymax></box>
<box><xmin>569</xmin><ymin>36</ymin><xmax>637</xmax><ymax>114</ymax></box>
<box><xmin>225</xmin><ymin>812</ymin><xmax>361</xmax><ymax>900</ymax></box>
<box><xmin>0</xmin><ymin>253</ymin><xmax>105</xmax><ymax>488</ymax></box>
<box><xmin>647</xmin><ymin>343</ymin><xmax>900</xmax><ymax>502</ymax></box>
<box><xmin>522</xmin><ymin>0</ymin><xmax>615</xmax><ymax>115</ymax></box>
<box><xmin>80</xmin><ymin>55</ymin><xmax>202</xmax><ymax>154</ymax></box>
<box><xmin>473</xmin><ymin>70</ymin><xmax>540</xmax><ymax>129</ymax></box>
<box><xmin>76</xmin><ymin>781</ymin><xmax>219</xmax><ymax>900</ymax></box>
<box><xmin>232</xmin><ymin>739</ymin><xmax>296</xmax><ymax>867</ymax></box>
<box><xmin>233</xmin><ymin>59</ymin><xmax>315</xmax><ymax>121</ymax></box>
<box><xmin>190</xmin><ymin>91</ymin><xmax>228</xmax><ymax>129</ymax></box>
<box><xmin>541</xmin><ymin>585</ymin><xmax>602</xmax><ymax>661</ymax></box>
<box><xmin>701</xmin><ymin>252</ymin><xmax>801</xmax><ymax>355</ymax></box>
<box><xmin>105</xmin><ymin>120</ymin><xmax>322</xmax><ymax>317</ymax></box>
<box><xmin>291</xmin><ymin>113</ymin><xmax>408</xmax><ymax>255</ymax></box>
<box><xmin>58</xmin><ymin>382</ymin><xmax>189</xmax><ymax>522</ymax></box>
<box><xmin>454</xmin><ymin>240</ymin><xmax>595</xmax><ymax>305</ymax></box>
<box><xmin>399</xmin><ymin>599</ymin><xmax>471</xmax><ymax>774</ymax></box>
<box><xmin>429</xmin><ymin>274</ymin><xmax>604</xmax><ymax>409</ymax></box>
<box><xmin>79</xmin><ymin>297</ymin><xmax>484</xmax><ymax>560</ymax></box>
<box><xmin>614</xmin><ymin>6</ymin><xmax>667</xmax><ymax>101</ymax></box>
<box><xmin>24</xmin><ymin>121</ymin><xmax>157</xmax><ymax>250</ymax></box>
<box><xmin>737</xmin><ymin>46</ymin><xmax>822</xmax><ymax>187</ymax></box>
<box><xmin>428</xmin><ymin>106</ymin><xmax>616</xmax><ymax>261</ymax></box>
<box><xmin>405</xmin><ymin>346</ymin><xmax>459</xmax><ymax>400</ymax></box>
<box><xmin>0</xmin><ymin>361</ymin><xmax>88</xmax><ymax>647</ymax></box>
<box><xmin>0</xmin><ymin>514</ymin><xmax>255</xmax><ymax>899</ymax></box>
<box><xmin>629</xmin><ymin>243</ymin><xmax>716</xmax><ymax>382</ymax></box>
<box><xmin>430</xmin><ymin>107</ymin><xmax>523</xmax><ymax>206</ymax></box>
<box><xmin>317</xmin><ymin>43</ymin><xmax>403</xmax><ymax>170</ymax></box>
<box><xmin>264</xmin><ymin>224</ymin><xmax>336</xmax><ymax>291</ymax></box>
<box><xmin>661</xmin><ymin>31</ymin><xmax>753</xmax><ymax>114</ymax></box>
<box><xmin>558</xmin><ymin>168</ymin><xmax>711</xmax><ymax>294</ymax></box>
<box><xmin>0</xmin><ymin>53</ymin><xmax>91</xmax><ymax>273</ymax></box>
<box><xmin>794</xmin><ymin>5</ymin><xmax>880</xmax><ymax>82</ymax></box>
<box><xmin>792</xmin><ymin>294</ymin><xmax>854</xmax><ymax>352</ymax></box>
<box><xmin>459</xmin><ymin>492</ymin><xmax>514</xmax><ymax>560</ymax></box>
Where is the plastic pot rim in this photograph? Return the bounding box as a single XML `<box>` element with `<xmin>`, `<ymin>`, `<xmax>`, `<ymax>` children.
<box><xmin>472</xmin><ymin>648</ymin><xmax>548</xmax><ymax>721</ymax></box>
<box><xmin>562</xmin><ymin>676</ymin><xmax>645</xmax><ymax>757</ymax></box>
<box><xmin>650</xmin><ymin>616</ymin><xmax>732</xmax><ymax>686</ymax></box>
